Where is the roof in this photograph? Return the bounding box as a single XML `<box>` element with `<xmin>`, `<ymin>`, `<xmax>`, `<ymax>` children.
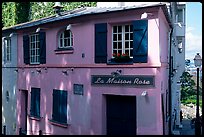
<box><xmin>2</xmin><ymin>3</ymin><xmax>172</xmax><ymax>31</ymax></box>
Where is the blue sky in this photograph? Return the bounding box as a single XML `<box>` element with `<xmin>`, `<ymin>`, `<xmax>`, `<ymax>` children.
<box><xmin>185</xmin><ymin>2</ymin><xmax>202</xmax><ymax>61</ymax></box>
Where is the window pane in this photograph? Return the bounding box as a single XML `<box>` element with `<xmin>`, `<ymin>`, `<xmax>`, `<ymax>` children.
<box><xmin>125</xmin><ymin>50</ymin><xmax>129</xmax><ymax>55</ymax></box>
<box><xmin>118</xmin><ymin>34</ymin><xmax>122</xmax><ymax>41</ymax></box>
<box><xmin>64</xmin><ymin>30</ymin><xmax>70</xmax><ymax>37</ymax></box>
<box><xmin>64</xmin><ymin>39</ymin><xmax>68</xmax><ymax>47</ymax></box>
<box><xmin>113</xmin><ymin>50</ymin><xmax>117</xmax><ymax>55</ymax></box>
<box><xmin>118</xmin><ymin>26</ymin><xmax>122</xmax><ymax>33</ymax></box>
<box><xmin>60</xmin><ymin>39</ymin><xmax>62</xmax><ymax>47</ymax></box>
<box><xmin>130</xmin><ymin>25</ymin><xmax>133</xmax><ymax>32</ymax></box>
<box><xmin>113</xmin><ymin>42</ymin><xmax>117</xmax><ymax>49</ymax></box>
<box><xmin>68</xmin><ymin>39</ymin><xmax>71</xmax><ymax>47</ymax></box>
<box><xmin>113</xmin><ymin>34</ymin><xmax>117</xmax><ymax>41</ymax></box>
<box><xmin>130</xmin><ymin>41</ymin><xmax>133</xmax><ymax>48</ymax></box>
<box><xmin>113</xmin><ymin>26</ymin><xmax>117</xmax><ymax>33</ymax></box>
<box><xmin>130</xmin><ymin>33</ymin><xmax>133</xmax><ymax>40</ymax></box>
<box><xmin>125</xmin><ymin>42</ymin><xmax>129</xmax><ymax>49</ymax></box>
<box><xmin>118</xmin><ymin>42</ymin><xmax>122</xmax><ymax>49</ymax></box>
<box><xmin>130</xmin><ymin>50</ymin><xmax>133</xmax><ymax>57</ymax></box>
<box><xmin>125</xmin><ymin>25</ymin><xmax>129</xmax><ymax>32</ymax></box>
<box><xmin>118</xmin><ymin>50</ymin><xmax>122</xmax><ymax>55</ymax></box>
<box><xmin>125</xmin><ymin>33</ymin><xmax>129</xmax><ymax>40</ymax></box>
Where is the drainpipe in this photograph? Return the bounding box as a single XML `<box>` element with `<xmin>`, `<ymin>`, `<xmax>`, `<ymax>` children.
<box><xmin>168</xmin><ymin>26</ymin><xmax>173</xmax><ymax>135</ymax></box>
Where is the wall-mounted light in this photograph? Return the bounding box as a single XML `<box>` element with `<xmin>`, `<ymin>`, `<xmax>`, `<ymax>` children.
<box><xmin>44</xmin><ymin>67</ymin><xmax>48</xmax><ymax>73</ymax></box>
<box><xmin>9</xmin><ymin>33</ymin><xmax>17</xmax><ymax>37</ymax></box>
<box><xmin>14</xmin><ymin>69</ymin><xmax>18</xmax><ymax>73</ymax></box>
<box><xmin>36</xmin><ymin>68</ymin><xmax>42</xmax><ymax>74</ymax></box>
<box><xmin>6</xmin><ymin>91</ymin><xmax>9</xmax><ymax>102</ymax></box>
<box><xmin>62</xmin><ymin>69</ymin><xmax>69</xmax><ymax>75</ymax></box>
<box><xmin>111</xmin><ymin>70</ymin><xmax>122</xmax><ymax>77</ymax></box>
<box><xmin>62</xmin><ymin>68</ymin><xmax>74</xmax><ymax>75</ymax></box>
<box><xmin>141</xmin><ymin>91</ymin><xmax>148</xmax><ymax>96</ymax></box>
<box><xmin>178</xmin><ymin>42</ymin><xmax>183</xmax><ymax>53</ymax></box>
<box><xmin>174</xmin><ymin>22</ymin><xmax>182</xmax><ymax>28</ymax></box>
<box><xmin>35</xmin><ymin>27</ymin><xmax>48</xmax><ymax>33</ymax></box>
<box><xmin>141</xmin><ymin>12</ymin><xmax>153</xmax><ymax>19</ymax></box>
<box><xmin>66</xmin><ymin>24</ymin><xmax>72</xmax><ymax>30</ymax></box>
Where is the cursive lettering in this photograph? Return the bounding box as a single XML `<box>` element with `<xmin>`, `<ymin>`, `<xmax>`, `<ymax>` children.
<box><xmin>95</xmin><ymin>78</ymin><xmax>104</xmax><ymax>83</ymax></box>
<box><xmin>133</xmin><ymin>78</ymin><xmax>150</xmax><ymax>85</ymax></box>
<box><xmin>106</xmin><ymin>78</ymin><xmax>132</xmax><ymax>84</ymax></box>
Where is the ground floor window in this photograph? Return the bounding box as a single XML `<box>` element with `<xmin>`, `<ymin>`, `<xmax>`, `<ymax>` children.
<box><xmin>52</xmin><ymin>89</ymin><xmax>67</xmax><ymax>124</ymax></box>
<box><xmin>30</xmin><ymin>87</ymin><xmax>40</xmax><ymax>118</ymax></box>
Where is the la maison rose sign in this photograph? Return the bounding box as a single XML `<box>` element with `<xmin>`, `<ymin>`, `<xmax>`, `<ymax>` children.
<box><xmin>91</xmin><ymin>75</ymin><xmax>155</xmax><ymax>87</ymax></box>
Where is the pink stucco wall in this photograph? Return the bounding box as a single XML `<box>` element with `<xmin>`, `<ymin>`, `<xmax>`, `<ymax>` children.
<box><xmin>16</xmin><ymin>6</ymin><xmax>170</xmax><ymax>135</ymax></box>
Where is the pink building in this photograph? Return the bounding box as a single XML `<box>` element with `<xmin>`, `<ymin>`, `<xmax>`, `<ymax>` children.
<box><xmin>13</xmin><ymin>4</ymin><xmax>172</xmax><ymax>135</ymax></box>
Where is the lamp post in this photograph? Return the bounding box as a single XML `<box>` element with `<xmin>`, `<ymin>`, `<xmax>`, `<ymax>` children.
<box><xmin>193</xmin><ymin>53</ymin><xmax>202</xmax><ymax>135</ymax></box>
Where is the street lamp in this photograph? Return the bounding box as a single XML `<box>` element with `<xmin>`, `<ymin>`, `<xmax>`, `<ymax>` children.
<box><xmin>193</xmin><ymin>53</ymin><xmax>202</xmax><ymax>135</ymax></box>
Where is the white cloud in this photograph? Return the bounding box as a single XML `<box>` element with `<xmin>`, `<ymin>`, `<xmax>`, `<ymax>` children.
<box><xmin>185</xmin><ymin>27</ymin><xmax>202</xmax><ymax>61</ymax></box>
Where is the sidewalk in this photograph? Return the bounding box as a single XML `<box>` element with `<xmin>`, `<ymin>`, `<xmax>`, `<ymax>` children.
<box><xmin>179</xmin><ymin>119</ymin><xmax>195</xmax><ymax>135</ymax></box>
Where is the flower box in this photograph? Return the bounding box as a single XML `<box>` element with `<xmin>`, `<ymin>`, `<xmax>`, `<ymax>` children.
<box><xmin>107</xmin><ymin>53</ymin><xmax>133</xmax><ymax>65</ymax></box>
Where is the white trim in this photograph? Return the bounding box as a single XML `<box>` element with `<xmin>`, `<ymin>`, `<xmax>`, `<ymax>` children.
<box><xmin>112</xmin><ymin>24</ymin><xmax>133</xmax><ymax>58</ymax></box>
<box><xmin>29</xmin><ymin>33</ymin><xmax>40</xmax><ymax>64</ymax></box>
<box><xmin>58</xmin><ymin>30</ymin><xmax>73</xmax><ymax>49</ymax></box>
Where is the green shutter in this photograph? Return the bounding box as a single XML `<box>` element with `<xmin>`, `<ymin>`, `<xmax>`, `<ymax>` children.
<box><xmin>52</xmin><ymin>89</ymin><xmax>59</xmax><ymax>121</ymax></box>
<box><xmin>60</xmin><ymin>90</ymin><xmax>67</xmax><ymax>123</ymax></box>
<box><xmin>23</xmin><ymin>35</ymin><xmax>30</xmax><ymax>64</ymax></box>
<box><xmin>133</xmin><ymin>20</ymin><xmax>148</xmax><ymax>63</ymax></box>
<box><xmin>39</xmin><ymin>32</ymin><xmax>46</xmax><ymax>64</ymax></box>
<box><xmin>95</xmin><ymin>23</ymin><xmax>107</xmax><ymax>63</ymax></box>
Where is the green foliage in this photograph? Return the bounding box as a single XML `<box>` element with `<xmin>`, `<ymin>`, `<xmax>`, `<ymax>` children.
<box><xmin>2</xmin><ymin>2</ymin><xmax>97</xmax><ymax>27</ymax></box>
<box><xmin>180</xmin><ymin>71</ymin><xmax>196</xmax><ymax>100</ymax></box>
<box><xmin>180</xmin><ymin>71</ymin><xmax>202</xmax><ymax>108</ymax></box>
<box><xmin>30</xmin><ymin>2</ymin><xmax>55</xmax><ymax>21</ymax></box>
<box><xmin>2</xmin><ymin>2</ymin><xmax>16</xmax><ymax>27</ymax></box>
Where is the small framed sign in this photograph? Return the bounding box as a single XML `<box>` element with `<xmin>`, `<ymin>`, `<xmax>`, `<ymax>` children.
<box><xmin>73</xmin><ymin>84</ymin><xmax>83</xmax><ymax>95</ymax></box>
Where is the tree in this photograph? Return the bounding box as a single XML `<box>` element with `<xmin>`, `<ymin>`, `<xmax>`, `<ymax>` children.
<box><xmin>15</xmin><ymin>2</ymin><xmax>30</xmax><ymax>24</ymax></box>
<box><xmin>2</xmin><ymin>2</ymin><xmax>97</xmax><ymax>28</ymax></box>
<box><xmin>180</xmin><ymin>71</ymin><xmax>196</xmax><ymax>101</ymax></box>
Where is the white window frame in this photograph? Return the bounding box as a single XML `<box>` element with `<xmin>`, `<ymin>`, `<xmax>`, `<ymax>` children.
<box><xmin>112</xmin><ymin>24</ymin><xmax>133</xmax><ymax>58</ymax></box>
<box><xmin>4</xmin><ymin>37</ymin><xmax>11</xmax><ymax>62</ymax></box>
<box><xmin>59</xmin><ymin>30</ymin><xmax>73</xmax><ymax>49</ymax></box>
<box><xmin>29</xmin><ymin>33</ymin><xmax>40</xmax><ymax>64</ymax></box>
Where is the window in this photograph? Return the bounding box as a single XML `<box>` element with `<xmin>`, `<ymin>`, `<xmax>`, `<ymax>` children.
<box><xmin>112</xmin><ymin>25</ymin><xmax>133</xmax><ymax>58</ymax></box>
<box><xmin>4</xmin><ymin>37</ymin><xmax>11</xmax><ymax>62</ymax></box>
<box><xmin>177</xmin><ymin>9</ymin><xmax>183</xmax><ymax>23</ymax></box>
<box><xmin>30</xmin><ymin>87</ymin><xmax>40</xmax><ymax>118</ymax></box>
<box><xmin>52</xmin><ymin>89</ymin><xmax>67</xmax><ymax>124</ymax></box>
<box><xmin>30</xmin><ymin>34</ymin><xmax>40</xmax><ymax>64</ymax></box>
<box><xmin>59</xmin><ymin>30</ymin><xmax>73</xmax><ymax>49</ymax></box>
<box><xmin>95</xmin><ymin>20</ymin><xmax>148</xmax><ymax>64</ymax></box>
<box><xmin>23</xmin><ymin>32</ymin><xmax>46</xmax><ymax>65</ymax></box>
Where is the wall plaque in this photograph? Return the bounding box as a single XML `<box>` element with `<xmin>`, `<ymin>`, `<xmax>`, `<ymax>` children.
<box><xmin>91</xmin><ymin>75</ymin><xmax>155</xmax><ymax>87</ymax></box>
<box><xmin>73</xmin><ymin>84</ymin><xmax>83</xmax><ymax>95</ymax></box>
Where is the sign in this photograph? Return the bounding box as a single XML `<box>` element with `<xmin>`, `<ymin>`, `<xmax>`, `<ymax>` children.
<box><xmin>73</xmin><ymin>84</ymin><xmax>83</xmax><ymax>95</ymax></box>
<box><xmin>91</xmin><ymin>75</ymin><xmax>155</xmax><ymax>87</ymax></box>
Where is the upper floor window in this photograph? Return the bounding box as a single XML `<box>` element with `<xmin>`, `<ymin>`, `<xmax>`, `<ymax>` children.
<box><xmin>95</xmin><ymin>20</ymin><xmax>148</xmax><ymax>64</ymax></box>
<box><xmin>23</xmin><ymin>32</ymin><xmax>46</xmax><ymax>65</ymax></box>
<box><xmin>177</xmin><ymin>9</ymin><xmax>183</xmax><ymax>23</ymax></box>
<box><xmin>30</xmin><ymin>33</ymin><xmax>40</xmax><ymax>64</ymax></box>
<box><xmin>59</xmin><ymin>30</ymin><xmax>73</xmax><ymax>49</ymax></box>
<box><xmin>112</xmin><ymin>25</ymin><xmax>133</xmax><ymax>58</ymax></box>
<box><xmin>4</xmin><ymin>37</ymin><xmax>11</xmax><ymax>62</ymax></box>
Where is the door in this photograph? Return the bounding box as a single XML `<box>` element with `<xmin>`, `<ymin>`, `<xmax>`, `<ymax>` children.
<box><xmin>106</xmin><ymin>95</ymin><xmax>136</xmax><ymax>135</ymax></box>
<box><xmin>20</xmin><ymin>90</ymin><xmax>28</xmax><ymax>134</ymax></box>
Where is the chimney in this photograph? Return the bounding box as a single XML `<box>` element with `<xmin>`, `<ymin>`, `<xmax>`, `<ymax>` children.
<box><xmin>53</xmin><ymin>2</ymin><xmax>63</xmax><ymax>16</ymax></box>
